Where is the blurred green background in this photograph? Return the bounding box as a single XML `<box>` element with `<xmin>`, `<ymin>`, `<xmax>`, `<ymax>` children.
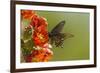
<box><xmin>22</xmin><ymin>10</ymin><xmax>90</xmax><ymax>61</ymax></box>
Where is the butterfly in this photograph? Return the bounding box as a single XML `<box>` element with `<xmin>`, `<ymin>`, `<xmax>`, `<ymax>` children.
<box><xmin>49</xmin><ymin>20</ymin><xmax>74</xmax><ymax>48</ymax></box>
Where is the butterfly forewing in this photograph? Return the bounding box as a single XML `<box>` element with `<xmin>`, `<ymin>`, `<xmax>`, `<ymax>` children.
<box><xmin>51</xmin><ymin>20</ymin><xmax>65</xmax><ymax>34</ymax></box>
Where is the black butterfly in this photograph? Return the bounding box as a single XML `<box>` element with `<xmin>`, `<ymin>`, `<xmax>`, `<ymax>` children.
<box><xmin>49</xmin><ymin>20</ymin><xmax>74</xmax><ymax>48</ymax></box>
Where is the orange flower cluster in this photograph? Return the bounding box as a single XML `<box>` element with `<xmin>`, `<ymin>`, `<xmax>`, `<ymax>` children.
<box><xmin>25</xmin><ymin>49</ymin><xmax>53</xmax><ymax>62</ymax></box>
<box><xmin>31</xmin><ymin>16</ymin><xmax>49</xmax><ymax>47</ymax></box>
<box><xmin>21</xmin><ymin>10</ymin><xmax>37</xmax><ymax>20</ymax></box>
<box><xmin>21</xmin><ymin>10</ymin><xmax>53</xmax><ymax>62</ymax></box>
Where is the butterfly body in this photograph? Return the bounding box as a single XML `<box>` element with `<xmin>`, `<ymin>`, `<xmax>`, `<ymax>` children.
<box><xmin>49</xmin><ymin>20</ymin><xmax>73</xmax><ymax>48</ymax></box>
<box><xmin>49</xmin><ymin>21</ymin><xmax>65</xmax><ymax>48</ymax></box>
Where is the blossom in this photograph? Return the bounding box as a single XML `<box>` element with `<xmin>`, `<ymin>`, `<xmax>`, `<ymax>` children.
<box><xmin>30</xmin><ymin>15</ymin><xmax>39</xmax><ymax>28</ymax></box>
<box><xmin>31</xmin><ymin>15</ymin><xmax>49</xmax><ymax>47</ymax></box>
<box><xmin>25</xmin><ymin>54</ymin><xmax>32</xmax><ymax>62</ymax></box>
<box><xmin>38</xmin><ymin>17</ymin><xmax>48</xmax><ymax>27</ymax></box>
<box><xmin>30</xmin><ymin>16</ymin><xmax>48</xmax><ymax>29</ymax></box>
<box><xmin>33</xmin><ymin>31</ymin><xmax>49</xmax><ymax>47</ymax></box>
<box><xmin>21</xmin><ymin>10</ymin><xmax>37</xmax><ymax>20</ymax></box>
<box><xmin>25</xmin><ymin>49</ymin><xmax>53</xmax><ymax>62</ymax></box>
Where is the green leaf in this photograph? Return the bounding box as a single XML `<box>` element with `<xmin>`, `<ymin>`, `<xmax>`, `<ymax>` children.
<box><xmin>21</xmin><ymin>38</ymin><xmax>35</xmax><ymax>56</ymax></box>
<box><xmin>24</xmin><ymin>39</ymin><xmax>34</xmax><ymax>50</ymax></box>
<box><xmin>22</xmin><ymin>19</ymin><xmax>31</xmax><ymax>27</ymax></box>
<box><xmin>22</xmin><ymin>48</ymin><xmax>31</xmax><ymax>56</ymax></box>
<box><xmin>21</xmin><ymin>39</ymin><xmax>25</xmax><ymax>48</ymax></box>
<box><xmin>23</xmin><ymin>27</ymin><xmax>32</xmax><ymax>40</ymax></box>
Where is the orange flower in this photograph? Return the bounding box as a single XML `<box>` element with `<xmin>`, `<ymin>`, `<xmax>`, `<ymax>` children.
<box><xmin>31</xmin><ymin>49</ymin><xmax>53</xmax><ymax>62</ymax></box>
<box><xmin>38</xmin><ymin>17</ymin><xmax>48</xmax><ymax>27</ymax></box>
<box><xmin>25</xmin><ymin>54</ymin><xmax>32</xmax><ymax>62</ymax></box>
<box><xmin>25</xmin><ymin>49</ymin><xmax>53</xmax><ymax>62</ymax></box>
<box><xmin>33</xmin><ymin>31</ymin><xmax>49</xmax><ymax>47</ymax></box>
<box><xmin>30</xmin><ymin>16</ymin><xmax>48</xmax><ymax>29</ymax></box>
<box><xmin>21</xmin><ymin>10</ymin><xmax>37</xmax><ymax>20</ymax></box>
<box><xmin>30</xmin><ymin>15</ymin><xmax>49</xmax><ymax>47</ymax></box>
<box><xmin>30</xmin><ymin>15</ymin><xmax>39</xmax><ymax>28</ymax></box>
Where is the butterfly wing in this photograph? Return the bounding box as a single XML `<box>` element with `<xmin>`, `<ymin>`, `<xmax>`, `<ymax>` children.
<box><xmin>50</xmin><ymin>20</ymin><xmax>65</xmax><ymax>34</ymax></box>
